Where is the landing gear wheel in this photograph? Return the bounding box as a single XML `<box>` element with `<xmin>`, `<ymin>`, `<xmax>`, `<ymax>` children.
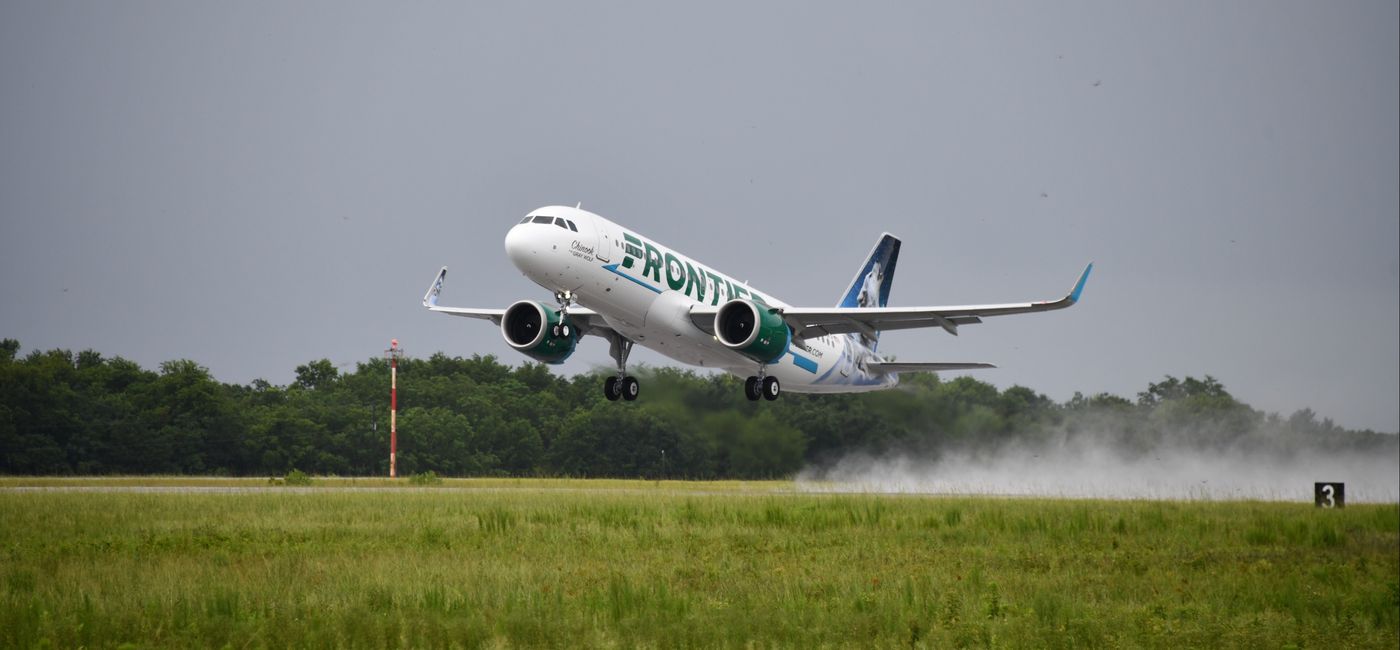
<box><xmin>605</xmin><ymin>334</ymin><xmax>636</xmax><ymax>404</ymax></box>
<box><xmin>744</xmin><ymin>376</ymin><xmax>762</xmax><ymax>401</ymax></box>
<box><xmin>559</xmin><ymin>324</ymin><xmax>571</xmax><ymax>338</ymax></box>
<box><xmin>762</xmin><ymin>376</ymin><xmax>781</xmax><ymax>401</ymax></box>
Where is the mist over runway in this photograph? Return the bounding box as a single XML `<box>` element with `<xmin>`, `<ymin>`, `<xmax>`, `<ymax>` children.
<box><xmin>7</xmin><ymin>461</ymin><xmax>1395</xmax><ymax>503</ymax></box>
<box><xmin>798</xmin><ymin>441</ymin><xmax>1400</xmax><ymax>503</ymax></box>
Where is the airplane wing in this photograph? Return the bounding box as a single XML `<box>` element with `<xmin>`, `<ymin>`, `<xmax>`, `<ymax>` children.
<box><xmin>422</xmin><ymin>267</ymin><xmax>506</xmax><ymax>322</ymax></box>
<box><xmin>689</xmin><ymin>263</ymin><xmax>1091</xmax><ymax>338</ymax></box>
<box><xmin>422</xmin><ymin>267</ymin><xmax>615</xmax><ymax>336</ymax></box>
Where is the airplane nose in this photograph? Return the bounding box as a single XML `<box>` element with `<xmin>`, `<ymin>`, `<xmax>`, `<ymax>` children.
<box><xmin>504</xmin><ymin>224</ymin><xmax>533</xmax><ymax>269</ymax></box>
<box><xmin>504</xmin><ymin>224</ymin><xmax>546</xmax><ymax>271</ymax></box>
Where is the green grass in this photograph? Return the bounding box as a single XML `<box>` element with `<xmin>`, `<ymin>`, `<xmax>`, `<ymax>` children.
<box><xmin>1</xmin><ymin>479</ymin><xmax>1396</xmax><ymax>648</ymax></box>
<box><xmin>0</xmin><ymin>476</ymin><xmax>794</xmax><ymax>492</ymax></box>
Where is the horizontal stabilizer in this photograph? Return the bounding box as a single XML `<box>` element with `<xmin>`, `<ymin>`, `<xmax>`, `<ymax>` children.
<box><xmin>866</xmin><ymin>361</ymin><xmax>996</xmax><ymax>375</ymax></box>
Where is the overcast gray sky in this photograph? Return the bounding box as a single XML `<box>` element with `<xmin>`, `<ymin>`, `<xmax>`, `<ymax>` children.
<box><xmin>2</xmin><ymin>1</ymin><xmax>1396</xmax><ymax>431</ymax></box>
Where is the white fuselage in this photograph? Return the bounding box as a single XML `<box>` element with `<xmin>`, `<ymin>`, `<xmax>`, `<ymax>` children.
<box><xmin>503</xmin><ymin>206</ymin><xmax>896</xmax><ymax>393</ymax></box>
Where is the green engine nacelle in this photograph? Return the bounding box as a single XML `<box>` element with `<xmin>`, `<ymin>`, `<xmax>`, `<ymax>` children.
<box><xmin>714</xmin><ymin>298</ymin><xmax>790</xmax><ymax>364</ymax></box>
<box><xmin>501</xmin><ymin>300</ymin><xmax>579</xmax><ymax>364</ymax></box>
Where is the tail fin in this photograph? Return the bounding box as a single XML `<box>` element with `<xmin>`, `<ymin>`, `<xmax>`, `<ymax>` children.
<box><xmin>836</xmin><ymin>233</ymin><xmax>900</xmax><ymax>350</ymax></box>
<box><xmin>837</xmin><ymin>233</ymin><xmax>901</xmax><ymax>308</ymax></box>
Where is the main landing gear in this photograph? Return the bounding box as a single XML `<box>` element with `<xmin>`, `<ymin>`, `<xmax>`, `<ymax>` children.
<box><xmin>604</xmin><ymin>375</ymin><xmax>639</xmax><ymax>402</ymax></box>
<box><xmin>744</xmin><ymin>367</ymin><xmax>780</xmax><ymax>401</ymax></box>
<box><xmin>604</xmin><ymin>334</ymin><xmax>639</xmax><ymax>402</ymax></box>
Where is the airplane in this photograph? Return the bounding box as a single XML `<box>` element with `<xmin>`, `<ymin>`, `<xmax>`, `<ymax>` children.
<box><xmin>423</xmin><ymin>205</ymin><xmax>1091</xmax><ymax>402</ymax></box>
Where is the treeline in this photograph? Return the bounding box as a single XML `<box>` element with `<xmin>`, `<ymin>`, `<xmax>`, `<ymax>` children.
<box><xmin>1</xmin><ymin>339</ymin><xmax>1394</xmax><ymax>477</ymax></box>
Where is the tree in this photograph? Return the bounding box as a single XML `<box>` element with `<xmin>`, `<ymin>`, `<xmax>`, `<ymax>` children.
<box><xmin>1</xmin><ymin>340</ymin><xmax>1394</xmax><ymax>478</ymax></box>
<box><xmin>718</xmin><ymin>411</ymin><xmax>805</xmax><ymax>479</ymax></box>
<box><xmin>294</xmin><ymin>359</ymin><xmax>338</xmax><ymax>391</ymax></box>
<box><xmin>548</xmin><ymin>407</ymin><xmax>680</xmax><ymax>477</ymax></box>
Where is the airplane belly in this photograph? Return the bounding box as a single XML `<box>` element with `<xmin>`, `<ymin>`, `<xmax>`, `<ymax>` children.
<box><xmin>575</xmin><ymin>261</ymin><xmax>653</xmax><ymax>331</ymax></box>
<box><xmin>570</xmin><ymin>260</ymin><xmax>894</xmax><ymax>392</ymax></box>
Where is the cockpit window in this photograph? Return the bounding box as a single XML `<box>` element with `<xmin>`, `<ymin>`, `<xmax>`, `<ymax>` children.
<box><xmin>532</xmin><ymin>215</ymin><xmax>552</xmax><ymax>224</ymax></box>
<box><xmin>520</xmin><ymin>216</ymin><xmax>532</xmax><ymax>224</ymax></box>
<box><xmin>565</xmin><ymin>220</ymin><xmax>578</xmax><ymax>232</ymax></box>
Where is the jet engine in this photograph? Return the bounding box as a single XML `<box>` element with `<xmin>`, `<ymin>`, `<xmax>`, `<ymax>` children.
<box><xmin>714</xmin><ymin>298</ymin><xmax>790</xmax><ymax>364</ymax></box>
<box><xmin>501</xmin><ymin>300</ymin><xmax>579</xmax><ymax>364</ymax></box>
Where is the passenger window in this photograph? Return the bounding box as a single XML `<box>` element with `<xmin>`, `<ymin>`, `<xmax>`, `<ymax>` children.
<box><xmin>566</xmin><ymin>220</ymin><xmax>578</xmax><ymax>232</ymax></box>
<box><xmin>532</xmin><ymin>216</ymin><xmax>552</xmax><ymax>224</ymax></box>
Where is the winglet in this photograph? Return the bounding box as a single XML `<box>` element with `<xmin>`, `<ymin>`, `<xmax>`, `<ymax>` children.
<box><xmin>1068</xmin><ymin>262</ymin><xmax>1093</xmax><ymax>304</ymax></box>
<box><xmin>423</xmin><ymin>266</ymin><xmax>448</xmax><ymax>307</ymax></box>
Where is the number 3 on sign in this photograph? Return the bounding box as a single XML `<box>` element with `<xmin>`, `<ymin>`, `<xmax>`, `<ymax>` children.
<box><xmin>1314</xmin><ymin>482</ymin><xmax>1345</xmax><ymax>508</ymax></box>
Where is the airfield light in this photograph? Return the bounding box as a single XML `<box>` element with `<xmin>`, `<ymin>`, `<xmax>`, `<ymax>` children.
<box><xmin>385</xmin><ymin>340</ymin><xmax>404</xmax><ymax>478</ymax></box>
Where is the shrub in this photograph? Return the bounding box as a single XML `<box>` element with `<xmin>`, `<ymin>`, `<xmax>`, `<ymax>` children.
<box><xmin>409</xmin><ymin>471</ymin><xmax>443</xmax><ymax>486</ymax></box>
<box><xmin>284</xmin><ymin>469</ymin><xmax>313</xmax><ymax>486</ymax></box>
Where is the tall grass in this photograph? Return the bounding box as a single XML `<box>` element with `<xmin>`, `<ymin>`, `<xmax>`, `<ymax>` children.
<box><xmin>1</xmin><ymin>481</ymin><xmax>1396</xmax><ymax>647</ymax></box>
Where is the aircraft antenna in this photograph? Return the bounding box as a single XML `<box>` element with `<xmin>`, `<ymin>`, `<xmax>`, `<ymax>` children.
<box><xmin>385</xmin><ymin>339</ymin><xmax>403</xmax><ymax>478</ymax></box>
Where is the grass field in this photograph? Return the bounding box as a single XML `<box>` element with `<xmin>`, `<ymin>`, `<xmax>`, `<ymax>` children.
<box><xmin>2</xmin><ymin>479</ymin><xmax>1396</xmax><ymax>648</ymax></box>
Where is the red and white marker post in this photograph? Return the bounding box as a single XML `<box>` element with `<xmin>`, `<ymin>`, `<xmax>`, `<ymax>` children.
<box><xmin>386</xmin><ymin>339</ymin><xmax>403</xmax><ymax>478</ymax></box>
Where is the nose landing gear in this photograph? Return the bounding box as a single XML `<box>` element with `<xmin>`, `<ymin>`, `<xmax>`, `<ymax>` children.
<box><xmin>551</xmin><ymin>290</ymin><xmax>576</xmax><ymax>338</ymax></box>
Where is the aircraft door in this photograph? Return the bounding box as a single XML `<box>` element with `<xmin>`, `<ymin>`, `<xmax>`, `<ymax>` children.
<box><xmin>592</xmin><ymin>218</ymin><xmax>612</xmax><ymax>263</ymax></box>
